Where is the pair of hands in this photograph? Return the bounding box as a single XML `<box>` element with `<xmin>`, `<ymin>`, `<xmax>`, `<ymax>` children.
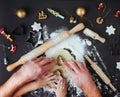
<box><xmin>18</xmin><ymin>57</ymin><xmax>91</xmax><ymax>87</ymax></box>
<box><xmin>14</xmin><ymin>57</ymin><xmax>67</xmax><ymax>97</ymax></box>
<box><xmin>16</xmin><ymin>57</ymin><xmax>94</xmax><ymax>97</ymax></box>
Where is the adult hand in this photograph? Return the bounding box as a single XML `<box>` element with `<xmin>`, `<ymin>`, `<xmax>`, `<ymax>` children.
<box><xmin>63</xmin><ymin>61</ymin><xmax>102</xmax><ymax>97</ymax></box>
<box><xmin>0</xmin><ymin>57</ymin><xmax>57</xmax><ymax>97</ymax></box>
<box><xmin>63</xmin><ymin>61</ymin><xmax>94</xmax><ymax>89</ymax></box>
<box><xmin>56</xmin><ymin>78</ymin><xmax>67</xmax><ymax>97</ymax></box>
<box><xmin>17</xmin><ymin>57</ymin><xmax>57</xmax><ymax>82</ymax></box>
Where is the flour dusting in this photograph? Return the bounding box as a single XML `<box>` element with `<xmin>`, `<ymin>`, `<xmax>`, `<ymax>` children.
<box><xmin>45</xmin><ymin>28</ymin><xmax>87</xmax><ymax>62</ymax></box>
<box><xmin>43</xmin><ymin>28</ymin><xmax>88</xmax><ymax>96</ymax></box>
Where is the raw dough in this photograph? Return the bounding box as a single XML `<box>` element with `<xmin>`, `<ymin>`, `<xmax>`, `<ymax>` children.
<box><xmin>49</xmin><ymin>49</ymin><xmax>75</xmax><ymax>87</ymax></box>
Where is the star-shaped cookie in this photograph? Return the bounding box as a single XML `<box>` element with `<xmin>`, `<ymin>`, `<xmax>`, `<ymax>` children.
<box><xmin>31</xmin><ymin>22</ymin><xmax>42</xmax><ymax>32</ymax></box>
<box><xmin>106</xmin><ymin>25</ymin><xmax>116</xmax><ymax>35</ymax></box>
<box><xmin>116</xmin><ymin>62</ymin><xmax>120</xmax><ymax>70</ymax></box>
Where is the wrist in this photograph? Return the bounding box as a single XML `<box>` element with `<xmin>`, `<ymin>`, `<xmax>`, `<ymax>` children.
<box><xmin>80</xmin><ymin>80</ymin><xmax>101</xmax><ymax>97</ymax></box>
<box><xmin>56</xmin><ymin>94</ymin><xmax>66</xmax><ymax>97</ymax></box>
<box><xmin>0</xmin><ymin>72</ymin><xmax>27</xmax><ymax>97</ymax></box>
<box><xmin>16</xmin><ymin>70</ymin><xmax>30</xmax><ymax>83</ymax></box>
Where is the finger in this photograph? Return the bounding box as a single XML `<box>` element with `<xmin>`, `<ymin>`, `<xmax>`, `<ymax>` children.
<box><xmin>61</xmin><ymin>78</ymin><xmax>67</xmax><ymax>89</ymax></box>
<box><xmin>38</xmin><ymin>58</ymin><xmax>53</xmax><ymax>66</ymax></box>
<box><xmin>63</xmin><ymin>62</ymin><xmax>75</xmax><ymax>75</ymax></box>
<box><xmin>75</xmin><ymin>61</ymin><xmax>84</xmax><ymax>71</ymax></box>
<box><xmin>75</xmin><ymin>61</ymin><xmax>87</xmax><ymax>71</ymax></box>
<box><xmin>56</xmin><ymin>79</ymin><xmax>61</xmax><ymax>89</ymax></box>
<box><xmin>80</xmin><ymin>62</ymin><xmax>88</xmax><ymax>71</ymax></box>
<box><xmin>39</xmin><ymin>71</ymin><xmax>49</xmax><ymax>78</ymax></box>
<box><xmin>46</xmin><ymin>85</ymin><xmax>54</xmax><ymax>90</ymax></box>
<box><xmin>47</xmin><ymin>75</ymin><xmax>57</xmax><ymax>81</ymax></box>
<box><xmin>34</xmin><ymin>57</ymin><xmax>44</xmax><ymax>63</ymax></box>
<box><xmin>48</xmin><ymin>79</ymin><xmax>58</xmax><ymax>84</ymax></box>
<box><xmin>53</xmin><ymin>84</ymin><xmax>57</xmax><ymax>90</ymax></box>
<box><xmin>63</xmin><ymin>78</ymin><xmax>67</xmax><ymax>86</ymax></box>
<box><xmin>59</xmin><ymin>79</ymin><xmax>63</xmax><ymax>89</ymax></box>
<box><xmin>42</xmin><ymin>60</ymin><xmax>57</xmax><ymax>71</ymax></box>
<box><xmin>45</xmin><ymin>73</ymin><xmax>55</xmax><ymax>78</ymax></box>
<box><xmin>68</xmin><ymin>61</ymin><xmax>80</xmax><ymax>73</ymax></box>
<box><xmin>62</xmin><ymin>79</ymin><xmax>65</xmax><ymax>87</ymax></box>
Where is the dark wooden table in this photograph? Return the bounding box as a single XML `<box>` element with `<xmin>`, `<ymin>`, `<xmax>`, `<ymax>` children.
<box><xmin>0</xmin><ymin>0</ymin><xmax>120</xmax><ymax>97</ymax></box>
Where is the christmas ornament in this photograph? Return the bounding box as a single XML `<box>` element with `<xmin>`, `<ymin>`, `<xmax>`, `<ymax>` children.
<box><xmin>115</xmin><ymin>10</ymin><xmax>120</xmax><ymax>17</ymax></box>
<box><xmin>47</xmin><ymin>8</ymin><xmax>65</xmax><ymax>19</ymax></box>
<box><xmin>98</xmin><ymin>3</ymin><xmax>104</xmax><ymax>10</ymax></box>
<box><xmin>70</xmin><ymin>17</ymin><xmax>77</xmax><ymax>24</ymax></box>
<box><xmin>96</xmin><ymin>9</ymin><xmax>111</xmax><ymax>24</ymax></box>
<box><xmin>16</xmin><ymin>8</ymin><xmax>26</xmax><ymax>18</ymax></box>
<box><xmin>76</xmin><ymin>7</ymin><xmax>93</xmax><ymax>27</ymax></box>
<box><xmin>38</xmin><ymin>11</ymin><xmax>47</xmax><ymax>19</ymax></box>
<box><xmin>3</xmin><ymin>46</ymin><xmax>8</xmax><ymax>65</ymax></box>
<box><xmin>10</xmin><ymin>44</ymin><xmax>17</xmax><ymax>54</ymax></box>
<box><xmin>63</xmin><ymin>10</ymin><xmax>77</xmax><ymax>24</ymax></box>
<box><xmin>96</xmin><ymin>17</ymin><xmax>104</xmax><ymax>24</ymax></box>
<box><xmin>98</xmin><ymin>2</ymin><xmax>106</xmax><ymax>12</ymax></box>
<box><xmin>116</xmin><ymin>62</ymin><xmax>120</xmax><ymax>70</ymax></box>
<box><xmin>76</xmin><ymin>7</ymin><xmax>86</xmax><ymax>18</ymax></box>
<box><xmin>31</xmin><ymin>22</ymin><xmax>42</xmax><ymax>32</ymax></box>
<box><xmin>106</xmin><ymin>25</ymin><xmax>116</xmax><ymax>35</ymax></box>
<box><xmin>0</xmin><ymin>44</ymin><xmax>17</xmax><ymax>65</ymax></box>
<box><xmin>0</xmin><ymin>44</ymin><xmax>16</xmax><ymax>53</ymax></box>
<box><xmin>0</xmin><ymin>28</ymin><xmax>13</xmax><ymax>42</ymax></box>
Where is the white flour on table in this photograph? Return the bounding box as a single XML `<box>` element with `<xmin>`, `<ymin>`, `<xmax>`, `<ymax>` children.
<box><xmin>44</xmin><ymin>28</ymin><xmax>88</xmax><ymax>96</ymax></box>
<box><xmin>28</xmin><ymin>26</ymin><xmax>115</xmax><ymax>97</ymax></box>
<box><xmin>45</xmin><ymin>28</ymin><xmax>87</xmax><ymax>62</ymax></box>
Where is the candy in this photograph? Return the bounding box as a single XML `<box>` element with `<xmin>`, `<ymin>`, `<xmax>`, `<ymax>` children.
<box><xmin>47</xmin><ymin>8</ymin><xmax>65</xmax><ymax>19</ymax></box>
<box><xmin>0</xmin><ymin>28</ymin><xmax>13</xmax><ymax>42</ymax></box>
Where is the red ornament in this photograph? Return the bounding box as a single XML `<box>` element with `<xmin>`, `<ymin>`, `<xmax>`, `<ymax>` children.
<box><xmin>115</xmin><ymin>10</ymin><xmax>120</xmax><ymax>17</ymax></box>
<box><xmin>10</xmin><ymin>44</ymin><xmax>17</xmax><ymax>54</ymax></box>
<box><xmin>98</xmin><ymin>3</ymin><xmax>104</xmax><ymax>10</ymax></box>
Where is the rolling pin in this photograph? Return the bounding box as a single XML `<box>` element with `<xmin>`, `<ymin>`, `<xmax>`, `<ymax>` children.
<box><xmin>7</xmin><ymin>23</ymin><xmax>85</xmax><ymax>72</ymax></box>
<box><xmin>83</xmin><ymin>28</ymin><xmax>106</xmax><ymax>43</ymax></box>
<box><xmin>84</xmin><ymin>55</ymin><xmax>117</xmax><ymax>92</ymax></box>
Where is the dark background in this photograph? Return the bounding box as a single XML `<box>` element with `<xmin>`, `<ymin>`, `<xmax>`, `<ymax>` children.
<box><xmin>0</xmin><ymin>0</ymin><xmax>120</xmax><ymax>97</ymax></box>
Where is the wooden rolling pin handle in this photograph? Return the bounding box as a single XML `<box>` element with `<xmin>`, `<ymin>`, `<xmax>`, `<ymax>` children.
<box><xmin>7</xmin><ymin>59</ymin><xmax>24</xmax><ymax>72</ymax></box>
<box><xmin>109</xmin><ymin>83</ymin><xmax>117</xmax><ymax>92</ymax></box>
<box><xmin>84</xmin><ymin>55</ymin><xmax>117</xmax><ymax>92</ymax></box>
<box><xmin>96</xmin><ymin>35</ymin><xmax>106</xmax><ymax>43</ymax></box>
<box><xmin>83</xmin><ymin>28</ymin><xmax>106</xmax><ymax>43</ymax></box>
